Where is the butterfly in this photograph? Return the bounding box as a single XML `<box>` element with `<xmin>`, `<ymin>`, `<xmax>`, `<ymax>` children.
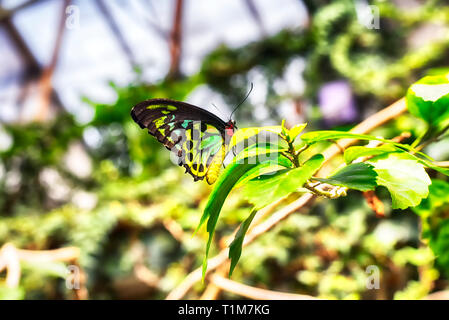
<box><xmin>131</xmin><ymin>99</ymin><xmax>237</xmax><ymax>184</ymax></box>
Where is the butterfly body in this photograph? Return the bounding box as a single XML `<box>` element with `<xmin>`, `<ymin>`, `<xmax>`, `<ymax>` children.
<box><xmin>131</xmin><ymin>99</ymin><xmax>236</xmax><ymax>184</ymax></box>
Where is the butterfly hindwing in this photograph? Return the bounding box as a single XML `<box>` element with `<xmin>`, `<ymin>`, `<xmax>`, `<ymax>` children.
<box><xmin>131</xmin><ymin>99</ymin><xmax>230</xmax><ymax>184</ymax></box>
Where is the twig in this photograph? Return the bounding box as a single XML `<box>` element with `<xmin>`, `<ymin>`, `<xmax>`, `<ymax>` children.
<box><xmin>243</xmin><ymin>0</ymin><xmax>266</xmax><ymax>36</ymax></box>
<box><xmin>0</xmin><ymin>243</ymin><xmax>21</xmax><ymax>288</ymax></box>
<box><xmin>434</xmin><ymin>161</ymin><xmax>449</xmax><ymax>167</ymax></box>
<box><xmin>210</xmin><ymin>274</ymin><xmax>320</xmax><ymax>300</ymax></box>
<box><xmin>134</xmin><ymin>263</ymin><xmax>160</xmax><ymax>288</ymax></box>
<box><xmin>0</xmin><ymin>243</ymin><xmax>82</xmax><ymax>295</ymax></box>
<box><xmin>15</xmin><ymin>246</ymin><xmax>80</xmax><ymax>263</ymax></box>
<box><xmin>423</xmin><ymin>290</ymin><xmax>449</xmax><ymax>300</ymax></box>
<box><xmin>166</xmin><ymin>97</ymin><xmax>408</xmax><ymax>300</ymax></box>
<box><xmin>162</xmin><ymin>218</ymin><xmax>185</xmax><ymax>242</ymax></box>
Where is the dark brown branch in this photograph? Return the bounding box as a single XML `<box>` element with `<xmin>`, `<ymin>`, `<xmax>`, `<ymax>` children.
<box><xmin>95</xmin><ymin>0</ymin><xmax>139</xmax><ymax>69</ymax></box>
<box><xmin>1</xmin><ymin>18</ymin><xmax>40</xmax><ymax>77</ymax></box>
<box><xmin>243</xmin><ymin>0</ymin><xmax>266</xmax><ymax>36</ymax></box>
<box><xmin>210</xmin><ymin>274</ymin><xmax>320</xmax><ymax>300</ymax></box>
<box><xmin>167</xmin><ymin>0</ymin><xmax>184</xmax><ymax>79</ymax></box>
<box><xmin>1</xmin><ymin>13</ymin><xmax>65</xmax><ymax>114</ymax></box>
<box><xmin>0</xmin><ymin>0</ymin><xmax>46</xmax><ymax>22</ymax></box>
<box><xmin>35</xmin><ymin>0</ymin><xmax>71</xmax><ymax>121</ymax></box>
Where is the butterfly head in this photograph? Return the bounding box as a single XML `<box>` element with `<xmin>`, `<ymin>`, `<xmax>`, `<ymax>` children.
<box><xmin>225</xmin><ymin>120</ymin><xmax>237</xmax><ymax>137</ymax></box>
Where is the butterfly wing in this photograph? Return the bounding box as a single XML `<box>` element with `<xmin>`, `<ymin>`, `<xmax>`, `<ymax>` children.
<box><xmin>131</xmin><ymin>99</ymin><xmax>229</xmax><ymax>184</ymax></box>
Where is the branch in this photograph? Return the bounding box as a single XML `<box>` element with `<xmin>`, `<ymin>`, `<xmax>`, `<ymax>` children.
<box><xmin>434</xmin><ymin>161</ymin><xmax>449</xmax><ymax>167</ymax></box>
<box><xmin>35</xmin><ymin>0</ymin><xmax>71</xmax><ymax>121</ymax></box>
<box><xmin>210</xmin><ymin>274</ymin><xmax>320</xmax><ymax>300</ymax></box>
<box><xmin>167</xmin><ymin>0</ymin><xmax>184</xmax><ymax>79</ymax></box>
<box><xmin>0</xmin><ymin>243</ymin><xmax>82</xmax><ymax>295</ymax></box>
<box><xmin>424</xmin><ymin>290</ymin><xmax>449</xmax><ymax>300</ymax></box>
<box><xmin>95</xmin><ymin>0</ymin><xmax>138</xmax><ymax>69</ymax></box>
<box><xmin>0</xmin><ymin>0</ymin><xmax>45</xmax><ymax>22</ymax></box>
<box><xmin>243</xmin><ymin>0</ymin><xmax>266</xmax><ymax>36</ymax></box>
<box><xmin>1</xmin><ymin>16</ymin><xmax>65</xmax><ymax>115</ymax></box>
<box><xmin>166</xmin><ymin>97</ymin><xmax>407</xmax><ymax>300</ymax></box>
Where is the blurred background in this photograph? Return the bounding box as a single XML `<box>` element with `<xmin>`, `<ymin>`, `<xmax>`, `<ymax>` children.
<box><xmin>0</xmin><ymin>0</ymin><xmax>449</xmax><ymax>300</ymax></box>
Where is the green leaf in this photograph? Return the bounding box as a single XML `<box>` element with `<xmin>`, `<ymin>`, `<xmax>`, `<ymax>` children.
<box><xmin>413</xmin><ymin>157</ymin><xmax>449</xmax><ymax>177</ymax></box>
<box><xmin>229</xmin><ymin>126</ymin><xmax>283</xmax><ymax>151</ymax></box>
<box><xmin>413</xmin><ymin>179</ymin><xmax>449</xmax><ymax>217</ymax></box>
<box><xmin>427</xmin><ymin>219</ymin><xmax>449</xmax><ymax>278</ymax></box>
<box><xmin>228</xmin><ymin>209</ymin><xmax>257</xmax><ymax>277</ymax></box>
<box><xmin>313</xmin><ymin>163</ymin><xmax>377</xmax><ymax>191</ymax></box>
<box><xmin>198</xmin><ymin>143</ymin><xmax>289</xmax><ymax>281</ymax></box>
<box><xmin>406</xmin><ymin>74</ymin><xmax>449</xmax><ymax>131</ymax></box>
<box><xmin>411</xmin><ymin>179</ymin><xmax>449</xmax><ymax>276</ymax></box>
<box><xmin>344</xmin><ymin>145</ymin><xmax>398</xmax><ymax>164</ymax></box>
<box><xmin>288</xmin><ymin>123</ymin><xmax>308</xmax><ymax>143</ymax></box>
<box><xmin>368</xmin><ymin>154</ymin><xmax>431</xmax><ymax>210</ymax></box>
<box><xmin>234</xmin><ymin>154</ymin><xmax>292</xmax><ymax>188</ymax></box>
<box><xmin>233</xmin><ymin>143</ymin><xmax>287</xmax><ymax>163</ymax></box>
<box><xmin>343</xmin><ymin>145</ymin><xmax>449</xmax><ymax>177</ymax></box>
<box><xmin>302</xmin><ymin>131</ymin><xmax>412</xmax><ymax>150</ymax></box>
<box><xmin>301</xmin><ymin>130</ymin><xmax>432</xmax><ymax>160</ymax></box>
<box><xmin>242</xmin><ymin>154</ymin><xmax>325</xmax><ymax>210</ymax></box>
<box><xmin>199</xmin><ymin>158</ymin><xmax>259</xmax><ymax>281</ymax></box>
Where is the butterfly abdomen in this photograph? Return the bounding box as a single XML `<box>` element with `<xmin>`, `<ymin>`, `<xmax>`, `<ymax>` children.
<box><xmin>206</xmin><ymin>145</ymin><xmax>226</xmax><ymax>184</ymax></box>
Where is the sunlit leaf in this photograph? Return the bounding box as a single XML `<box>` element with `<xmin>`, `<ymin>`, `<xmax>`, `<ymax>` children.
<box><xmin>198</xmin><ymin>143</ymin><xmax>288</xmax><ymax>281</ymax></box>
<box><xmin>412</xmin><ymin>179</ymin><xmax>449</xmax><ymax>276</ymax></box>
<box><xmin>368</xmin><ymin>154</ymin><xmax>431</xmax><ymax>210</ymax></box>
<box><xmin>228</xmin><ymin>209</ymin><xmax>257</xmax><ymax>276</ymax></box>
<box><xmin>301</xmin><ymin>130</ymin><xmax>431</xmax><ymax>160</ymax></box>
<box><xmin>233</xmin><ymin>143</ymin><xmax>287</xmax><ymax>163</ymax></box>
<box><xmin>406</xmin><ymin>74</ymin><xmax>449</xmax><ymax>131</ymax></box>
<box><xmin>234</xmin><ymin>154</ymin><xmax>292</xmax><ymax>188</ymax></box>
<box><xmin>242</xmin><ymin>154</ymin><xmax>325</xmax><ymax>210</ymax></box>
<box><xmin>288</xmin><ymin>123</ymin><xmax>307</xmax><ymax>143</ymax></box>
<box><xmin>344</xmin><ymin>145</ymin><xmax>398</xmax><ymax>164</ymax></box>
<box><xmin>229</xmin><ymin>126</ymin><xmax>283</xmax><ymax>151</ymax></box>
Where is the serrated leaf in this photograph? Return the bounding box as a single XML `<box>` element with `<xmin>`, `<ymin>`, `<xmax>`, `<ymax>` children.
<box><xmin>301</xmin><ymin>130</ymin><xmax>432</xmax><ymax>160</ymax></box>
<box><xmin>242</xmin><ymin>154</ymin><xmax>325</xmax><ymax>210</ymax></box>
<box><xmin>345</xmin><ymin>145</ymin><xmax>449</xmax><ymax>177</ymax></box>
<box><xmin>413</xmin><ymin>179</ymin><xmax>449</xmax><ymax>217</ymax></box>
<box><xmin>368</xmin><ymin>154</ymin><xmax>431</xmax><ymax>210</ymax></box>
<box><xmin>344</xmin><ymin>145</ymin><xmax>398</xmax><ymax>164</ymax></box>
<box><xmin>314</xmin><ymin>163</ymin><xmax>377</xmax><ymax>191</ymax></box>
<box><xmin>228</xmin><ymin>209</ymin><xmax>257</xmax><ymax>277</ymax></box>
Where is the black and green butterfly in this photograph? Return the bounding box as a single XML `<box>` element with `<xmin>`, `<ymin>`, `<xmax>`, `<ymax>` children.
<box><xmin>131</xmin><ymin>99</ymin><xmax>237</xmax><ymax>184</ymax></box>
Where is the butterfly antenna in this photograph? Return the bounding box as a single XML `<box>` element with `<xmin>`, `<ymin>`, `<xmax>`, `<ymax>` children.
<box><xmin>230</xmin><ymin>82</ymin><xmax>254</xmax><ymax>120</ymax></box>
<box><xmin>211</xmin><ymin>103</ymin><xmax>225</xmax><ymax>118</ymax></box>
